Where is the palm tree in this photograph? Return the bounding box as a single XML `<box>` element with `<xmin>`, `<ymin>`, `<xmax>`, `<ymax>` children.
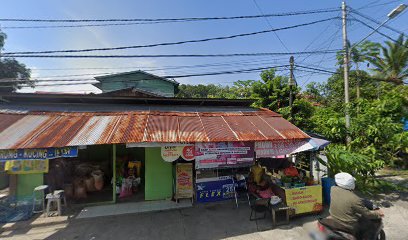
<box><xmin>369</xmin><ymin>34</ymin><xmax>408</xmax><ymax>85</ymax></box>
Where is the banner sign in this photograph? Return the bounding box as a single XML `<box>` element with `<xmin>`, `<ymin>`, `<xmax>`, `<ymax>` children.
<box><xmin>175</xmin><ymin>163</ymin><xmax>194</xmax><ymax>199</ymax></box>
<box><xmin>0</xmin><ymin>147</ymin><xmax>78</xmax><ymax>162</ymax></box>
<box><xmin>255</xmin><ymin>140</ymin><xmax>312</xmax><ymax>158</ymax></box>
<box><xmin>195</xmin><ymin>142</ymin><xmax>254</xmax><ymax>169</ymax></box>
<box><xmin>284</xmin><ymin>185</ymin><xmax>323</xmax><ymax>215</ymax></box>
<box><xmin>161</xmin><ymin>145</ymin><xmax>195</xmax><ymax>162</ymax></box>
<box><xmin>5</xmin><ymin>159</ymin><xmax>49</xmax><ymax>174</ymax></box>
<box><xmin>196</xmin><ymin>176</ymin><xmax>235</xmax><ymax>203</ymax></box>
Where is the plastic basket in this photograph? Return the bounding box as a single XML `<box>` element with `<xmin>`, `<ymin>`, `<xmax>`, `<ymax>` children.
<box><xmin>0</xmin><ymin>196</ymin><xmax>34</xmax><ymax>223</ymax></box>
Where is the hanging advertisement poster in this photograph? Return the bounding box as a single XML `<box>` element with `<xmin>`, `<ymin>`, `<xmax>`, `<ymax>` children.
<box><xmin>195</xmin><ymin>142</ymin><xmax>254</xmax><ymax>169</ymax></box>
<box><xmin>255</xmin><ymin>140</ymin><xmax>313</xmax><ymax>158</ymax></box>
<box><xmin>0</xmin><ymin>147</ymin><xmax>78</xmax><ymax>162</ymax></box>
<box><xmin>196</xmin><ymin>176</ymin><xmax>235</xmax><ymax>203</ymax></box>
<box><xmin>5</xmin><ymin>159</ymin><xmax>49</xmax><ymax>174</ymax></box>
<box><xmin>161</xmin><ymin>145</ymin><xmax>195</xmax><ymax>162</ymax></box>
<box><xmin>284</xmin><ymin>185</ymin><xmax>323</xmax><ymax>215</ymax></box>
<box><xmin>175</xmin><ymin>163</ymin><xmax>193</xmax><ymax>200</ymax></box>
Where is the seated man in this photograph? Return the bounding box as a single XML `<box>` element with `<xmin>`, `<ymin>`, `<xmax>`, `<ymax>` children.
<box><xmin>330</xmin><ymin>172</ymin><xmax>383</xmax><ymax>239</ymax></box>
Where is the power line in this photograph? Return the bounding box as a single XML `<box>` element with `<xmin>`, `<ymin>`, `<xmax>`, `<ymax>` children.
<box><xmin>349</xmin><ymin>7</ymin><xmax>406</xmax><ymax>37</ymax></box>
<box><xmin>2</xmin><ymin>17</ymin><xmax>338</xmax><ymax>55</ymax></box>
<box><xmin>0</xmin><ymin>8</ymin><xmax>339</xmax><ymax>23</ymax></box>
<box><xmin>0</xmin><ymin>65</ymin><xmax>290</xmax><ymax>87</ymax></box>
<box><xmin>350</xmin><ymin>17</ymin><xmax>406</xmax><ymax>47</ymax></box>
<box><xmin>28</xmin><ymin>56</ymin><xmax>290</xmax><ymax>72</ymax></box>
<box><xmin>3</xmin><ymin>50</ymin><xmax>340</xmax><ymax>59</ymax></box>
<box><xmin>356</xmin><ymin>0</ymin><xmax>403</xmax><ymax>10</ymax></box>
<box><xmin>252</xmin><ymin>0</ymin><xmax>290</xmax><ymax>52</ymax></box>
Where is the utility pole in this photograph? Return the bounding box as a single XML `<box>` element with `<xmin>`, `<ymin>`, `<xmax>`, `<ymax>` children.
<box><xmin>289</xmin><ymin>56</ymin><xmax>295</xmax><ymax>120</ymax></box>
<box><xmin>342</xmin><ymin>1</ymin><xmax>351</xmax><ymax>144</ymax></box>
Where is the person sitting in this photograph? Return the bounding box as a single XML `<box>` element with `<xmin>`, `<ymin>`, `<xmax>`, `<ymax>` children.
<box><xmin>330</xmin><ymin>172</ymin><xmax>383</xmax><ymax>239</ymax></box>
<box><xmin>283</xmin><ymin>163</ymin><xmax>299</xmax><ymax>177</ymax></box>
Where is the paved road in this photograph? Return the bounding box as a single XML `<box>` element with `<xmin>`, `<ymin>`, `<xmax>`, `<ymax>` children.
<box><xmin>1</xmin><ymin>192</ymin><xmax>407</xmax><ymax>240</ymax></box>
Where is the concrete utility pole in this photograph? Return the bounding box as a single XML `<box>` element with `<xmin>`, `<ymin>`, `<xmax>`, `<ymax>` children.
<box><xmin>289</xmin><ymin>56</ymin><xmax>295</xmax><ymax>120</ymax></box>
<box><xmin>342</xmin><ymin>1</ymin><xmax>351</xmax><ymax>144</ymax></box>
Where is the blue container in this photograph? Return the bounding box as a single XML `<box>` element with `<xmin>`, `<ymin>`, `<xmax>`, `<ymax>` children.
<box><xmin>321</xmin><ymin>177</ymin><xmax>336</xmax><ymax>206</ymax></box>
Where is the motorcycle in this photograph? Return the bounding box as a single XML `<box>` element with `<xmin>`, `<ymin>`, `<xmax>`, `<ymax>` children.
<box><xmin>310</xmin><ymin>200</ymin><xmax>386</xmax><ymax>240</ymax></box>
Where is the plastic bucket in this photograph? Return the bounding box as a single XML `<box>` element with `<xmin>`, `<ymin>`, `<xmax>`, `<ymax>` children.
<box><xmin>321</xmin><ymin>177</ymin><xmax>335</xmax><ymax>206</ymax></box>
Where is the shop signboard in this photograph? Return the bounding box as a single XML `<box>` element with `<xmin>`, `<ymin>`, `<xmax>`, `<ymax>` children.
<box><xmin>196</xmin><ymin>176</ymin><xmax>235</xmax><ymax>203</ymax></box>
<box><xmin>4</xmin><ymin>159</ymin><xmax>49</xmax><ymax>174</ymax></box>
<box><xmin>0</xmin><ymin>147</ymin><xmax>78</xmax><ymax>162</ymax></box>
<box><xmin>161</xmin><ymin>145</ymin><xmax>195</xmax><ymax>162</ymax></box>
<box><xmin>284</xmin><ymin>185</ymin><xmax>323</xmax><ymax>215</ymax></box>
<box><xmin>175</xmin><ymin>163</ymin><xmax>193</xmax><ymax>199</ymax></box>
<box><xmin>195</xmin><ymin>142</ymin><xmax>254</xmax><ymax>169</ymax></box>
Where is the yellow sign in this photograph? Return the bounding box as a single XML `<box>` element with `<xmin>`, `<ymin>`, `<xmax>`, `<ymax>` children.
<box><xmin>285</xmin><ymin>185</ymin><xmax>323</xmax><ymax>215</ymax></box>
<box><xmin>175</xmin><ymin>163</ymin><xmax>193</xmax><ymax>199</ymax></box>
<box><xmin>4</xmin><ymin>159</ymin><xmax>49</xmax><ymax>174</ymax></box>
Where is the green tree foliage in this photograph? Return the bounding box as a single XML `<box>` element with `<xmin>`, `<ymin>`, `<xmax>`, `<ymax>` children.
<box><xmin>176</xmin><ymin>84</ymin><xmax>229</xmax><ymax>98</ymax></box>
<box><xmin>252</xmin><ymin>69</ymin><xmax>295</xmax><ymax>111</ymax></box>
<box><xmin>0</xmin><ymin>30</ymin><xmax>32</xmax><ymax>92</ymax></box>
<box><xmin>368</xmin><ymin>34</ymin><xmax>408</xmax><ymax>85</ymax></box>
<box><xmin>279</xmin><ymin>98</ymin><xmax>315</xmax><ymax>130</ymax></box>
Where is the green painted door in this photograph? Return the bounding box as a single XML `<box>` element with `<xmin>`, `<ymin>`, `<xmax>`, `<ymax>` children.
<box><xmin>145</xmin><ymin>148</ymin><xmax>173</xmax><ymax>200</ymax></box>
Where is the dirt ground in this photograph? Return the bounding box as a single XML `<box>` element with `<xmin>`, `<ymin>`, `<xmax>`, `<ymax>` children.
<box><xmin>1</xmin><ymin>190</ymin><xmax>407</xmax><ymax>240</ymax></box>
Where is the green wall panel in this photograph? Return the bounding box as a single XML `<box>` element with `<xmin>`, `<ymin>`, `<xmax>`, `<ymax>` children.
<box><xmin>95</xmin><ymin>72</ymin><xmax>176</xmax><ymax>97</ymax></box>
<box><xmin>17</xmin><ymin>173</ymin><xmax>43</xmax><ymax>198</ymax></box>
<box><xmin>145</xmin><ymin>148</ymin><xmax>173</xmax><ymax>200</ymax></box>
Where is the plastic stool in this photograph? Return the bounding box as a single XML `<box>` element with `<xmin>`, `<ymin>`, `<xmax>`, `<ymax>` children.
<box><xmin>45</xmin><ymin>193</ymin><xmax>62</xmax><ymax>217</ymax></box>
<box><xmin>32</xmin><ymin>185</ymin><xmax>48</xmax><ymax>214</ymax></box>
<box><xmin>53</xmin><ymin>190</ymin><xmax>67</xmax><ymax>206</ymax></box>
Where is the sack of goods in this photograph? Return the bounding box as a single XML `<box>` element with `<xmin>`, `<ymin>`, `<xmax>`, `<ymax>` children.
<box><xmin>92</xmin><ymin>170</ymin><xmax>104</xmax><ymax>191</ymax></box>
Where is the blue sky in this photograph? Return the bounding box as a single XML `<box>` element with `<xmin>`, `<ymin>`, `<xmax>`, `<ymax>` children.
<box><xmin>0</xmin><ymin>0</ymin><xmax>407</xmax><ymax>93</ymax></box>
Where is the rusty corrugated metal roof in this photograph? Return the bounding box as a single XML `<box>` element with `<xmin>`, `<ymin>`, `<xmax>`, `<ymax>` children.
<box><xmin>0</xmin><ymin>108</ymin><xmax>309</xmax><ymax>150</ymax></box>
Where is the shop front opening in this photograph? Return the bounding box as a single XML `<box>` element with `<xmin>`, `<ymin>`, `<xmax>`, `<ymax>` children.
<box><xmin>44</xmin><ymin>145</ymin><xmax>114</xmax><ymax>204</ymax></box>
<box><xmin>115</xmin><ymin>145</ymin><xmax>145</xmax><ymax>202</ymax></box>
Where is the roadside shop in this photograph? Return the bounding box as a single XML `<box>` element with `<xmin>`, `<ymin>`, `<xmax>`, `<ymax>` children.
<box><xmin>0</xmin><ymin>93</ymin><xmax>327</xmax><ymax>223</ymax></box>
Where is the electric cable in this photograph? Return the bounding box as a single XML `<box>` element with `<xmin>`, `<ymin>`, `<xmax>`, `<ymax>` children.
<box><xmin>1</xmin><ymin>17</ymin><xmax>339</xmax><ymax>55</ymax></box>
<box><xmin>0</xmin><ymin>8</ymin><xmax>339</xmax><ymax>23</ymax></box>
<box><xmin>3</xmin><ymin>50</ymin><xmax>340</xmax><ymax>59</ymax></box>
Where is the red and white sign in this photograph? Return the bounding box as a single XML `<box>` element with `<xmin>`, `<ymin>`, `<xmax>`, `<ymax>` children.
<box><xmin>161</xmin><ymin>145</ymin><xmax>195</xmax><ymax>162</ymax></box>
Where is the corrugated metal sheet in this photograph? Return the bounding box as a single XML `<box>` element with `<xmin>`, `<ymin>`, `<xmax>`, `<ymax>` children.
<box><xmin>0</xmin><ymin>108</ymin><xmax>309</xmax><ymax>150</ymax></box>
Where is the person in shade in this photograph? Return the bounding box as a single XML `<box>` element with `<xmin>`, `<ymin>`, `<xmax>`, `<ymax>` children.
<box><xmin>330</xmin><ymin>172</ymin><xmax>384</xmax><ymax>239</ymax></box>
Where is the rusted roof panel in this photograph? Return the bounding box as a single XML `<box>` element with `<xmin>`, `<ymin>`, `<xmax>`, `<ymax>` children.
<box><xmin>200</xmin><ymin>116</ymin><xmax>238</xmax><ymax>142</ymax></box>
<box><xmin>144</xmin><ymin>115</ymin><xmax>179</xmax><ymax>142</ymax></box>
<box><xmin>68</xmin><ymin>116</ymin><xmax>117</xmax><ymax>146</ymax></box>
<box><xmin>223</xmin><ymin>116</ymin><xmax>267</xmax><ymax>141</ymax></box>
<box><xmin>0</xmin><ymin>108</ymin><xmax>309</xmax><ymax>149</ymax></box>
<box><xmin>246</xmin><ymin>115</ymin><xmax>284</xmax><ymax>140</ymax></box>
<box><xmin>261</xmin><ymin>117</ymin><xmax>309</xmax><ymax>139</ymax></box>
<box><xmin>0</xmin><ymin>114</ymin><xmax>25</xmax><ymax>133</ymax></box>
<box><xmin>178</xmin><ymin>116</ymin><xmax>208</xmax><ymax>142</ymax></box>
<box><xmin>0</xmin><ymin>115</ymin><xmax>50</xmax><ymax>149</ymax></box>
<box><xmin>110</xmin><ymin>114</ymin><xmax>147</xmax><ymax>144</ymax></box>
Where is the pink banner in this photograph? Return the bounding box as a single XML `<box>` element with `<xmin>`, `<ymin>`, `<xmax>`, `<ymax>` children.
<box><xmin>195</xmin><ymin>142</ymin><xmax>254</xmax><ymax>169</ymax></box>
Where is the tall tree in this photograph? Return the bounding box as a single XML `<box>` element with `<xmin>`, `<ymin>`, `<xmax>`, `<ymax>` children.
<box><xmin>369</xmin><ymin>34</ymin><xmax>408</xmax><ymax>85</ymax></box>
<box><xmin>252</xmin><ymin>69</ymin><xmax>294</xmax><ymax>111</ymax></box>
<box><xmin>0</xmin><ymin>30</ymin><xmax>32</xmax><ymax>92</ymax></box>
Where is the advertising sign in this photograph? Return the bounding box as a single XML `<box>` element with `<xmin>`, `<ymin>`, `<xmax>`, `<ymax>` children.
<box><xmin>161</xmin><ymin>146</ymin><xmax>195</xmax><ymax>162</ymax></box>
<box><xmin>4</xmin><ymin>159</ymin><xmax>49</xmax><ymax>174</ymax></box>
<box><xmin>255</xmin><ymin>140</ymin><xmax>312</xmax><ymax>158</ymax></box>
<box><xmin>195</xmin><ymin>142</ymin><xmax>254</xmax><ymax>169</ymax></box>
<box><xmin>0</xmin><ymin>147</ymin><xmax>78</xmax><ymax>162</ymax></box>
<box><xmin>196</xmin><ymin>176</ymin><xmax>235</xmax><ymax>203</ymax></box>
<box><xmin>175</xmin><ymin>163</ymin><xmax>193</xmax><ymax>199</ymax></box>
<box><xmin>284</xmin><ymin>185</ymin><xmax>323</xmax><ymax>215</ymax></box>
